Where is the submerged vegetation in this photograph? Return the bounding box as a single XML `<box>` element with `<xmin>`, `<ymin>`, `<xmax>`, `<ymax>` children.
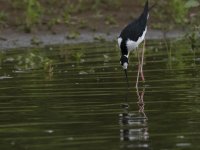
<box><xmin>0</xmin><ymin>48</ymin><xmax>54</xmax><ymax>73</ymax></box>
<box><xmin>0</xmin><ymin>0</ymin><xmax>199</xmax><ymax>33</ymax></box>
<box><xmin>0</xmin><ymin>37</ymin><xmax>199</xmax><ymax>75</ymax></box>
<box><xmin>0</xmin><ymin>42</ymin><xmax>200</xmax><ymax>150</ymax></box>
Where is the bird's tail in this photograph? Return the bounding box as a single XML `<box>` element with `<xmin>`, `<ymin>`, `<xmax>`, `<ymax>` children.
<box><xmin>148</xmin><ymin>2</ymin><xmax>157</xmax><ymax>11</ymax></box>
<box><xmin>144</xmin><ymin>0</ymin><xmax>157</xmax><ymax>11</ymax></box>
<box><xmin>144</xmin><ymin>0</ymin><xmax>149</xmax><ymax>12</ymax></box>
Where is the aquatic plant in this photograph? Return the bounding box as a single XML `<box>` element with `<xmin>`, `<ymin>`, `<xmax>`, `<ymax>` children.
<box><xmin>15</xmin><ymin>49</ymin><xmax>53</xmax><ymax>72</ymax></box>
<box><xmin>171</xmin><ymin>0</ymin><xmax>199</xmax><ymax>23</ymax></box>
<box><xmin>71</xmin><ymin>51</ymin><xmax>85</xmax><ymax>63</ymax></box>
<box><xmin>47</xmin><ymin>18</ymin><xmax>62</xmax><ymax>30</ymax></box>
<box><xmin>23</xmin><ymin>0</ymin><xmax>43</xmax><ymax>32</ymax></box>
<box><xmin>105</xmin><ymin>15</ymin><xmax>117</xmax><ymax>25</ymax></box>
<box><xmin>43</xmin><ymin>58</ymin><xmax>54</xmax><ymax>73</ymax></box>
<box><xmin>31</xmin><ymin>37</ymin><xmax>43</xmax><ymax>46</ymax></box>
<box><xmin>93</xmin><ymin>35</ymin><xmax>106</xmax><ymax>42</ymax></box>
<box><xmin>152</xmin><ymin>0</ymin><xmax>200</xmax><ymax>30</ymax></box>
<box><xmin>78</xmin><ymin>20</ymin><xmax>88</xmax><ymax>29</ymax></box>
<box><xmin>66</xmin><ymin>31</ymin><xmax>80</xmax><ymax>40</ymax></box>
<box><xmin>184</xmin><ymin>24</ymin><xmax>200</xmax><ymax>65</ymax></box>
<box><xmin>170</xmin><ymin>0</ymin><xmax>188</xmax><ymax>23</ymax></box>
<box><xmin>66</xmin><ymin>0</ymin><xmax>85</xmax><ymax>14</ymax></box>
<box><xmin>92</xmin><ymin>0</ymin><xmax>122</xmax><ymax>10</ymax></box>
<box><xmin>0</xmin><ymin>11</ymin><xmax>8</xmax><ymax>27</ymax></box>
<box><xmin>0</xmin><ymin>51</ymin><xmax>4</xmax><ymax>67</ymax></box>
<box><xmin>185</xmin><ymin>0</ymin><xmax>200</xmax><ymax>8</ymax></box>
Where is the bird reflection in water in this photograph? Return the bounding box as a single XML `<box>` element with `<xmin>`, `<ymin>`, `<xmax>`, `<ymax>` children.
<box><xmin>119</xmin><ymin>87</ymin><xmax>149</xmax><ymax>149</ymax></box>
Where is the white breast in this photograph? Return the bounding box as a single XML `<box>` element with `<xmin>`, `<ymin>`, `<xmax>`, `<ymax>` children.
<box><xmin>117</xmin><ymin>37</ymin><xmax>122</xmax><ymax>47</ymax></box>
<box><xmin>126</xmin><ymin>27</ymin><xmax>147</xmax><ymax>52</ymax></box>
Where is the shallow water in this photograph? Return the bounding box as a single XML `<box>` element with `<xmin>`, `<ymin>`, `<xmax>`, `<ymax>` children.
<box><xmin>0</xmin><ymin>41</ymin><xmax>200</xmax><ymax>150</ymax></box>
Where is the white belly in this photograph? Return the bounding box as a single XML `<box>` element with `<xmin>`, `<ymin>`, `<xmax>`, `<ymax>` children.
<box><xmin>126</xmin><ymin>27</ymin><xmax>147</xmax><ymax>52</ymax></box>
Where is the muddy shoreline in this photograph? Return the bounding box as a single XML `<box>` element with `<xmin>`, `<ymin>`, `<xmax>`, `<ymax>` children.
<box><xmin>0</xmin><ymin>29</ymin><xmax>184</xmax><ymax>50</ymax></box>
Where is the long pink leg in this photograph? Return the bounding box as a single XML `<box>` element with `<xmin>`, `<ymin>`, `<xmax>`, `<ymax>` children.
<box><xmin>136</xmin><ymin>86</ymin><xmax>147</xmax><ymax>119</ymax></box>
<box><xmin>136</xmin><ymin>48</ymin><xmax>141</xmax><ymax>88</ymax></box>
<box><xmin>140</xmin><ymin>40</ymin><xmax>145</xmax><ymax>82</ymax></box>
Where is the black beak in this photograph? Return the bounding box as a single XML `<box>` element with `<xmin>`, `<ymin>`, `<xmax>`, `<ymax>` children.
<box><xmin>124</xmin><ymin>69</ymin><xmax>129</xmax><ymax>88</ymax></box>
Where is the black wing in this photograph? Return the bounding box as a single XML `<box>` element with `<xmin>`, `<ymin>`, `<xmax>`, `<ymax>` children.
<box><xmin>120</xmin><ymin>0</ymin><xmax>149</xmax><ymax>42</ymax></box>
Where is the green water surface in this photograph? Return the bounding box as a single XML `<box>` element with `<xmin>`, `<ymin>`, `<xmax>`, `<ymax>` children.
<box><xmin>0</xmin><ymin>41</ymin><xmax>200</xmax><ymax>150</ymax></box>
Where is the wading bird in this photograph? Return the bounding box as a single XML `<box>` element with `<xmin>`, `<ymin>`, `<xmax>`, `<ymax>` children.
<box><xmin>118</xmin><ymin>0</ymin><xmax>152</xmax><ymax>88</ymax></box>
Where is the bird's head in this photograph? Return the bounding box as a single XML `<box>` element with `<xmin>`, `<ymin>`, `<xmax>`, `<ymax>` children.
<box><xmin>120</xmin><ymin>55</ymin><xmax>129</xmax><ymax>70</ymax></box>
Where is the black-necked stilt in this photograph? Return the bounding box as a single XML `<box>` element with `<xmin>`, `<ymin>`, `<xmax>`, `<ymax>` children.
<box><xmin>118</xmin><ymin>0</ymin><xmax>151</xmax><ymax>88</ymax></box>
